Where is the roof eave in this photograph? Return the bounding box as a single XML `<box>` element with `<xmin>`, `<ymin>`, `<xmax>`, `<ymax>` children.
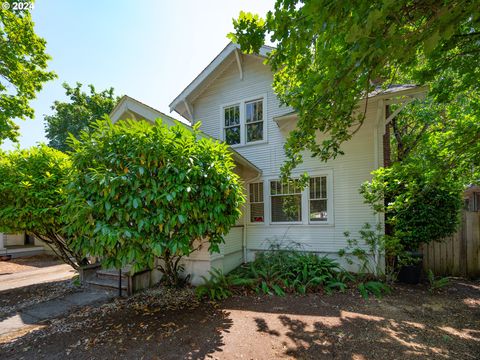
<box><xmin>169</xmin><ymin>42</ymin><xmax>274</xmax><ymax>116</ymax></box>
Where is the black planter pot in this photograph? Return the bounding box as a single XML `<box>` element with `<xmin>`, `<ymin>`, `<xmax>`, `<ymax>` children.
<box><xmin>397</xmin><ymin>251</ymin><xmax>423</xmax><ymax>285</ymax></box>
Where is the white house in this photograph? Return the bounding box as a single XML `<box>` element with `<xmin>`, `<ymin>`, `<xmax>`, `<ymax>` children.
<box><xmin>111</xmin><ymin>43</ymin><xmax>426</xmax><ymax>285</ymax></box>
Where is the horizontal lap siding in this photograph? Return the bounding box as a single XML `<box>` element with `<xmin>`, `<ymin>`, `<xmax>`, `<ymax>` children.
<box><xmin>193</xmin><ymin>55</ymin><xmax>382</xmax><ymax>255</ymax></box>
<box><xmin>221</xmin><ymin>227</ymin><xmax>243</xmax><ymax>255</ymax></box>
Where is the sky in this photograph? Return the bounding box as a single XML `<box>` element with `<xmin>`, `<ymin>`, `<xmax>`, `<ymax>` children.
<box><xmin>2</xmin><ymin>0</ymin><xmax>275</xmax><ymax>151</ymax></box>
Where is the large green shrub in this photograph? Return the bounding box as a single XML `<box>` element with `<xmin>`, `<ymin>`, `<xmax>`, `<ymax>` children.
<box><xmin>0</xmin><ymin>145</ymin><xmax>86</xmax><ymax>268</ymax></box>
<box><xmin>361</xmin><ymin>163</ymin><xmax>463</xmax><ymax>251</ymax></box>
<box><xmin>65</xmin><ymin>118</ymin><xmax>245</xmax><ymax>285</ymax></box>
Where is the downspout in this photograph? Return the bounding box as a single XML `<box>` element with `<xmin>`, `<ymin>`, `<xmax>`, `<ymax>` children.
<box><xmin>243</xmin><ymin>172</ymin><xmax>262</xmax><ymax>263</ymax></box>
<box><xmin>373</xmin><ymin>99</ymin><xmax>384</xmax><ymax>276</ymax></box>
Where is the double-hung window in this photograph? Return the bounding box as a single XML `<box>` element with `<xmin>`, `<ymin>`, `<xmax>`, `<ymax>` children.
<box><xmin>245</xmin><ymin>99</ymin><xmax>263</xmax><ymax>143</ymax></box>
<box><xmin>223</xmin><ymin>97</ymin><xmax>265</xmax><ymax>146</ymax></box>
<box><xmin>309</xmin><ymin>176</ymin><xmax>328</xmax><ymax>222</ymax></box>
<box><xmin>248</xmin><ymin>174</ymin><xmax>332</xmax><ymax>225</ymax></box>
<box><xmin>249</xmin><ymin>182</ymin><xmax>264</xmax><ymax>223</ymax></box>
<box><xmin>224</xmin><ymin>105</ymin><xmax>240</xmax><ymax>145</ymax></box>
<box><xmin>270</xmin><ymin>180</ymin><xmax>302</xmax><ymax>223</ymax></box>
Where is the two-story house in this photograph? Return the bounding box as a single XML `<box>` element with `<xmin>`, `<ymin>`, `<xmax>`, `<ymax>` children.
<box><xmin>111</xmin><ymin>42</ymin><xmax>426</xmax><ymax>284</ymax></box>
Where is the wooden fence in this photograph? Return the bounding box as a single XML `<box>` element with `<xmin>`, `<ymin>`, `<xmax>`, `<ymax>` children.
<box><xmin>422</xmin><ymin>211</ymin><xmax>480</xmax><ymax>278</ymax></box>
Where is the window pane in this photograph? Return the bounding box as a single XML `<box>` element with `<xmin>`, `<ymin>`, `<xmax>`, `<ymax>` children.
<box><xmin>249</xmin><ymin>183</ymin><xmax>255</xmax><ymax>202</ymax></box>
<box><xmin>250</xmin><ymin>203</ymin><xmax>264</xmax><ymax>222</ymax></box>
<box><xmin>224</xmin><ymin>108</ymin><xmax>230</xmax><ymax>126</ymax></box>
<box><xmin>256</xmin><ymin>101</ymin><xmax>263</xmax><ymax>121</ymax></box>
<box><xmin>246</xmin><ymin>100</ymin><xmax>263</xmax><ymax>123</ymax></box>
<box><xmin>310</xmin><ymin>199</ymin><xmax>327</xmax><ymax>221</ymax></box>
<box><xmin>234</xmin><ymin>106</ymin><xmax>240</xmax><ymax>123</ymax></box>
<box><xmin>321</xmin><ymin>176</ymin><xmax>327</xmax><ymax>198</ymax></box>
<box><xmin>249</xmin><ymin>182</ymin><xmax>264</xmax><ymax>203</ymax></box>
<box><xmin>246</xmin><ymin>122</ymin><xmax>263</xmax><ymax>142</ymax></box>
<box><xmin>225</xmin><ymin>126</ymin><xmax>240</xmax><ymax>145</ymax></box>
<box><xmin>271</xmin><ymin>195</ymin><xmax>302</xmax><ymax>222</ymax></box>
<box><xmin>224</xmin><ymin>105</ymin><xmax>239</xmax><ymax>127</ymax></box>
<box><xmin>310</xmin><ymin>176</ymin><xmax>326</xmax><ymax>199</ymax></box>
<box><xmin>246</xmin><ymin>103</ymin><xmax>253</xmax><ymax>123</ymax></box>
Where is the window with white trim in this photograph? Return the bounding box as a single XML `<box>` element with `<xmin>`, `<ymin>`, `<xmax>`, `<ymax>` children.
<box><xmin>245</xmin><ymin>99</ymin><xmax>263</xmax><ymax>143</ymax></box>
<box><xmin>309</xmin><ymin>176</ymin><xmax>328</xmax><ymax>222</ymax></box>
<box><xmin>222</xmin><ymin>97</ymin><xmax>265</xmax><ymax>146</ymax></box>
<box><xmin>249</xmin><ymin>182</ymin><xmax>264</xmax><ymax>223</ymax></box>
<box><xmin>270</xmin><ymin>180</ymin><xmax>302</xmax><ymax>223</ymax></box>
<box><xmin>224</xmin><ymin>104</ymin><xmax>240</xmax><ymax>145</ymax></box>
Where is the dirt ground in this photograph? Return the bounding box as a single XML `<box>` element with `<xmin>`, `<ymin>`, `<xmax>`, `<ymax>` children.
<box><xmin>0</xmin><ymin>255</ymin><xmax>61</xmax><ymax>275</ymax></box>
<box><xmin>0</xmin><ymin>279</ymin><xmax>479</xmax><ymax>360</ymax></box>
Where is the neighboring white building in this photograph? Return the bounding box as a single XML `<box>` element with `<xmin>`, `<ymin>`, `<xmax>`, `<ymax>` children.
<box><xmin>112</xmin><ymin>43</ymin><xmax>426</xmax><ymax>284</ymax></box>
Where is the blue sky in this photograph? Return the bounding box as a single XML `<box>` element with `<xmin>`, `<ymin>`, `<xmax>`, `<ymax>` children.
<box><xmin>2</xmin><ymin>0</ymin><xmax>275</xmax><ymax>150</ymax></box>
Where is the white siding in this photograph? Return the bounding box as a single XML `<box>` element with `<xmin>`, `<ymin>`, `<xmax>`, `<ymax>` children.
<box><xmin>192</xmin><ymin>55</ymin><xmax>384</xmax><ymax>256</ymax></box>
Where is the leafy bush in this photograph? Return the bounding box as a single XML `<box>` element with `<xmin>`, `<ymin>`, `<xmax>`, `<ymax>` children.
<box><xmin>361</xmin><ymin>163</ymin><xmax>463</xmax><ymax>251</ymax></box>
<box><xmin>339</xmin><ymin>223</ymin><xmax>407</xmax><ymax>283</ymax></box>
<box><xmin>65</xmin><ymin>118</ymin><xmax>245</xmax><ymax>286</ymax></box>
<box><xmin>0</xmin><ymin>145</ymin><xmax>87</xmax><ymax>269</ymax></box>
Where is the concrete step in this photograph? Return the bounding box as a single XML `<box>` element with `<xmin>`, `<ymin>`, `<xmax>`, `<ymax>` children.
<box><xmin>86</xmin><ymin>277</ymin><xmax>127</xmax><ymax>291</ymax></box>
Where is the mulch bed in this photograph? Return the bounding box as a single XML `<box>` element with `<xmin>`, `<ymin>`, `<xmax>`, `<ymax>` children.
<box><xmin>0</xmin><ymin>279</ymin><xmax>479</xmax><ymax>359</ymax></box>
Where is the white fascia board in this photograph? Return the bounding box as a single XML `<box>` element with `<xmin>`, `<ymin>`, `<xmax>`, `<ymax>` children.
<box><xmin>169</xmin><ymin>43</ymin><xmax>274</xmax><ymax>117</ymax></box>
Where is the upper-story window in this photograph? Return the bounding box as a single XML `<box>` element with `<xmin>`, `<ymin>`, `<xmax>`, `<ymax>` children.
<box><xmin>245</xmin><ymin>100</ymin><xmax>263</xmax><ymax>143</ymax></box>
<box><xmin>224</xmin><ymin>105</ymin><xmax>240</xmax><ymax>145</ymax></box>
<box><xmin>223</xmin><ymin>97</ymin><xmax>265</xmax><ymax>146</ymax></box>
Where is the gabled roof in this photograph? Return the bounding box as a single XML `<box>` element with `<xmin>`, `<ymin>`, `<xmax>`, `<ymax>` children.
<box><xmin>368</xmin><ymin>84</ymin><xmax>428</xmax><ymax>99</ymax></box>
<box><xmin>110</xmin><ymin>95</ymin><xmax>261</xmax><ymax>176</ymax></box>
<box><xmin>110</xmin><ymin>95</ymin><xmax>184</xmax><ymax>126</ymax></box>
<box><xmin>169</xmin><ymin>42</ymin><xmax>274</xmax><ymax>121</ymax></box>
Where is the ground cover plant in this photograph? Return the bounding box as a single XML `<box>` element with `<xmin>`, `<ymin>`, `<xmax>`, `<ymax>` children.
<box><xmin>195</xmin><ymin>239</ymin><xmax>397</xmax><ymax>301</ymax></box>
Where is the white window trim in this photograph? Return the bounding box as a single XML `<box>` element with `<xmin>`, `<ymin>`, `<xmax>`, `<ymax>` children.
<box><xmin>308</xmin><ymin>174</ymin><xmax>333</xmax><ymax>225</ymax></box>
<box><xmin>247</xmin><ymin>182</ymin><xmax>265</xmax><ymax>224</ymax></box>
<box><xmin>248</xmin><ymin>170</ymin><xmax>334</xmax><ymax>226</ymax></box>
<box><xmin>268</xmin><ymin>179</ymin><xmax>304</xmax><ymax>225</ymax></box>
<box><xmin>223</xmin><ymin>103</ymin><xmax>241</xmax><ymax>146</ymax></box>
<box><xmin>219</xmin><ymin>93</ymin><xmax>268</xmax><ymax>147</ymax></box>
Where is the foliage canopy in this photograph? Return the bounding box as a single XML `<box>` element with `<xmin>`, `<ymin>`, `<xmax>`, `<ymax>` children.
<box><xmin>229</xmin><ymin>0</ymin><xmax>479</xmax><ymax>178</ymax></box>
<box><xmin>44</xmin><ymin>82</ymin><xmax>119</xmax><ymax>152</ymax></box>
<box><xmin>0</xmin><ymin>3</ymin><xmax>56</xmax><ymax>144</ymax></box>
<box><xmin>0</xmin><ymin>145</ymin><xmax>86</xmax><ymax>268</ymax></box>
<box><xmin>65</xmin><ymin>118</ymin><xmax>245</xmax><ymax>285</ymax></box>
<box><xmin>230</xmin><ymin>0</ymin><xmax>479</xmax><ymax>250</ymax></box>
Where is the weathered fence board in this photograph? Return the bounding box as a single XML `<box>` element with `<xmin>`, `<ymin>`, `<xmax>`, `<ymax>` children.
<box><xmin>422</xmin><ymin>211</ymin><xmax>480</xmax><ymax>278</ymax></box>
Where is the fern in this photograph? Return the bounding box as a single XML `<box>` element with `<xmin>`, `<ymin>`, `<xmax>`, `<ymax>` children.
<box><xmin>358</xmin><ymin>281</ymin><xmax>391</xmax><ymax>299</ymax></box>
<box><xmin>427</xmin><ymin>269</ymin><xmax>450</xmax><ymax>292</ymax></box>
